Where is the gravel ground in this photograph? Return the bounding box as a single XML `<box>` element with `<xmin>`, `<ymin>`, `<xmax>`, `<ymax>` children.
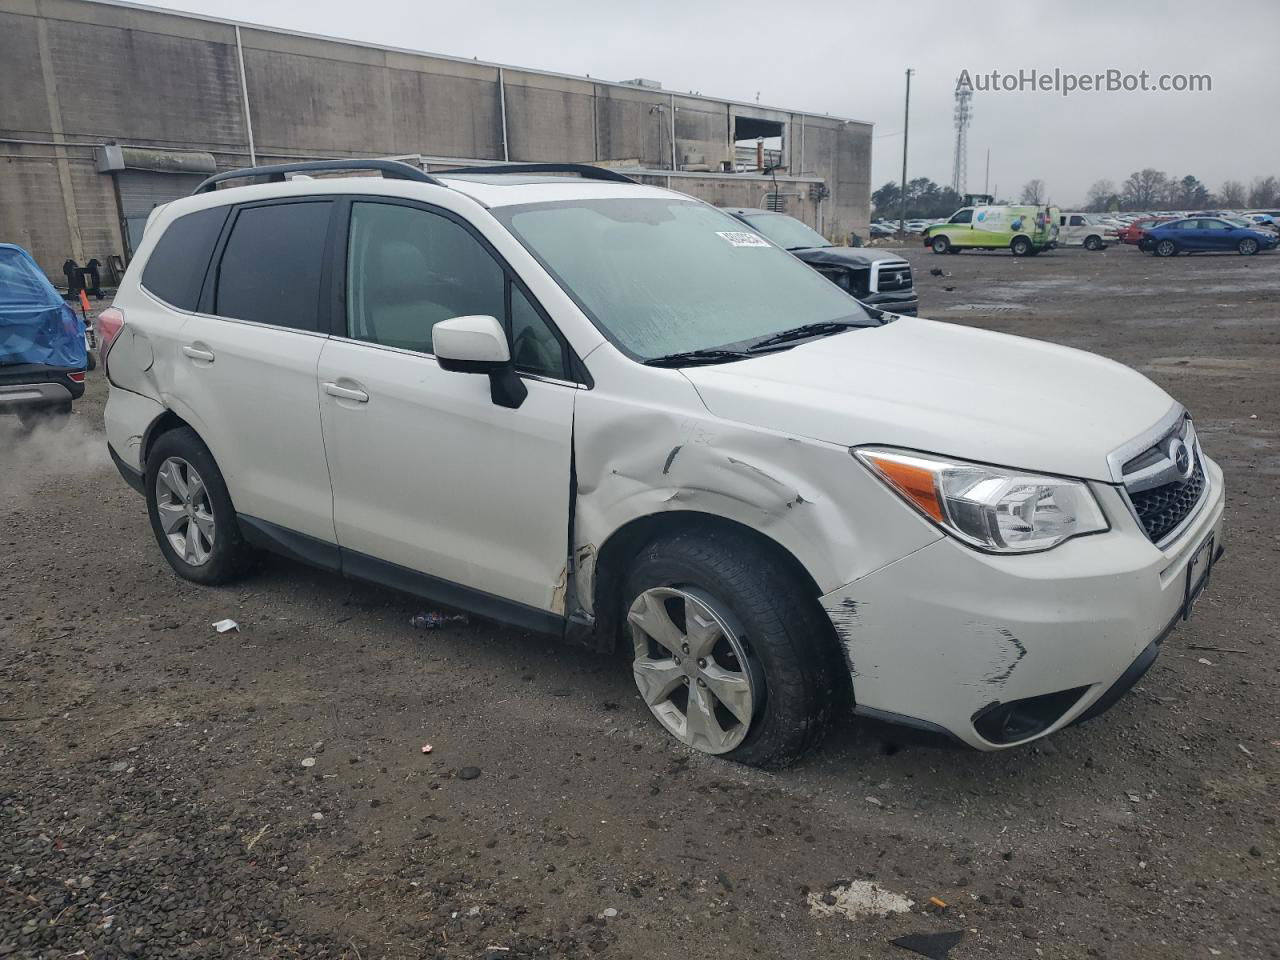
<box><xmin>2</xmin><ymin>244</ymin><xmax>1277</xmax><ymax>959</ymax></box>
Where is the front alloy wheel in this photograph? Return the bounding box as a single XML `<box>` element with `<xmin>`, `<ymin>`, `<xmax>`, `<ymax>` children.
<box><xmin>629</xmin><ymin>586</ymin><xmax>759</xmax><ymax>755</ymax></box>
<box><xmin>154</xmin><ymin>456</ymin><xmax>215</xmax><ymax>566</ymax></box>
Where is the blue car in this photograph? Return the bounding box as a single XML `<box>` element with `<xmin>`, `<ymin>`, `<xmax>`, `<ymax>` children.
<box><xmin>1142</xmin><ymin>216</ymin><xmax>1279</xmax><ymax>257</ymax></box>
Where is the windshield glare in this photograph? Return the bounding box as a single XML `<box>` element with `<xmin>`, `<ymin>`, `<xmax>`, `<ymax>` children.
<box><xmin>740</xmin><ymin>213</ymin><xmax>832</xmax><ymax>250</ymax></box>
<box><xmin>497</xmin><ymin>198</ymin><xmax>873</xmax><ymax>361</ymax></box>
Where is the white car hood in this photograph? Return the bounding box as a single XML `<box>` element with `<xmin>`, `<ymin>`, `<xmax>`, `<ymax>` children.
<box><xmin>681</xmin><ymin>316</ymin><xmax>1176</xmax><ymax>482</ymax></box>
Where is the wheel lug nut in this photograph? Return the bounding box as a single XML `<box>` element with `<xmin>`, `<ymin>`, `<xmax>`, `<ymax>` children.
<box><xmin>697</xmin><ymin>658</ymin><xmax>706</xmax><ymax>668</ymax></box>
<box><xmin>681</xmin><ymin>643</ymin><xmax>689</xmax><ymax>654</ymax></box>
<box><xmin>673</xmin><ymin>655</ymin><xmax>681</xmax><ymax>665</ymax></box>
<box><xmin>696</xmin><ymin>678</ymin><xmax>706</xmax><ymax>687</ymax></box>
<box><xmin>682</xmin><ymin>676</ymin><xmax>690</xmax><ymax>684</ymax></box>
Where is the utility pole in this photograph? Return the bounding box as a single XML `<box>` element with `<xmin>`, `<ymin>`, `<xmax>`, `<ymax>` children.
<box><xmin>984</xmin><ymin>148</ymin><xmax>990</xmax><ymax>194</ymax></box>
<box><xmin>898</xmin><ymin>68</ymin><xmax>913</xmax><ymax>237</ymax></box>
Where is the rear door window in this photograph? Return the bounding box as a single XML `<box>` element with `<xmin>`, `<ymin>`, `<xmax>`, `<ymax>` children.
<box><xmin>213</xmin><ymin>201</ymin><xmax>333</xmax><ymax>330</ymax></box>
<box><xmin>141</xmin><ymin>206</ymin><xmax>229</xmax><ymax>310</ymax></box>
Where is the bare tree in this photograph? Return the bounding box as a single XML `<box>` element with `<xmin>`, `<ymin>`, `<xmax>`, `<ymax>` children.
<box><xmin>1020</xmin><ymin>179</ymin><xmax>1046</xmax><ymax>204</ymax></box>
<box><xmin>1085</xmin><ymin>179</ymin><xmax>1116</xmax><ymax>212</ymax></box>
<box><xmin>1121</xmin><ymin>169</ymin><xmax>1169</xmax><ymax>210</ymax></box>
<box><xmin>1174</xmin><ymin>175</ymin><xmax>1211</xmax><ymax>210</ymax></box>
<box><xmin>1248</xmin><ymin>176</ymin><xmax>1279</xmax><ymax>208</ymax></box>
<box><xmin>1218</xmin><ymin>180</ymin><xmax>1247</xmax><ymax>208</ymax></box>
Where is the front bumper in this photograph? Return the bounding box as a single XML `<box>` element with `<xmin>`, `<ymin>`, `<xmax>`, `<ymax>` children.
<box><xmin>820</xmin><ymin>456</ymin><xmax>1226</xmax><ymax>749</ymax></box>
<box><xmin>862</xmin><ymin>290</ymin><xmax>919</xmax><ymax>316</ymax></box>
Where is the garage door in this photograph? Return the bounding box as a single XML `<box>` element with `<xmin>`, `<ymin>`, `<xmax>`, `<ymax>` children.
<box><xmin>115</xmin><ymin>170</ymin><xmax>205</xmax><ymax>259</ymax></box>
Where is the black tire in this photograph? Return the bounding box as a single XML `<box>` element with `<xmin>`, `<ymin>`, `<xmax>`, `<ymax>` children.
<box><xmin>146</xmin><ymin>426</ymin><xmax>256</xmax><ymax>585</ymax></box>
<box><xmin>1010</xmin><ymin>236</ymin><xmax>1032</xmax><ymax>256</ymax></box>
<box><xmin>1084</xmin><ymin>235</ymin><xmax>1103</xmax><ymax>251</ymax></box>
<box><xmin>1238</xmin><ymin>237</ymin><xmax>1259</xmax><ymax>255</ymax></box>
<box><xmin>86</xmin><ymin>351</ymin><xmax>97</xmax><ymax>371</ymax></box>
<box><xmin>1155</xmin><ymin>239</ymin><xmax>1178</xmax><ymax>258</ymax></box>
<box><xmin>16</xmin><ymin>403</ymin><xmax>72</xmax><ymax>432</ymax></box>
<box><xmin>930</xmin><ymin>235</ymin><xmax>950</xmax><ymax>255</ymax></box>
<box><xmin>622</xmin><ymin>526</ymin><xmax>846</xmax><ymax>768</ymax></box>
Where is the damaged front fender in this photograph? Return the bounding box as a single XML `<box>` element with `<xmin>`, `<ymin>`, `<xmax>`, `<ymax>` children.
<box><xmin>570</xmin><ymin>374</ymin><xmax>941</xmax><ymax>619</ymax></box>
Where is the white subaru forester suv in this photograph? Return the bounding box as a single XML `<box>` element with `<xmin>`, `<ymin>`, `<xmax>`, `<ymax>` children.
<box><xmin>100</xmin><ymin>160</ymin><xmax>1225</xmax><ymax>766</ymax></box>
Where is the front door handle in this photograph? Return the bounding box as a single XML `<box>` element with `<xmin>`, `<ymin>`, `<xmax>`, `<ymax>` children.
<box><xmin>182</xmin><ymin>344</ymin><xmax>215</xmax><ymax>363</ymax></box>
<box><xmin>323</xmin><ymin>381</ymin><xmax>369</xmax><ymax>403</ymax></box>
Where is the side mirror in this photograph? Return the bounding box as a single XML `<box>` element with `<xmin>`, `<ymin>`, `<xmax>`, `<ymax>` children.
<box><xmin>433</xmin><ymin>314</ymin><xmax>527</xmax><ymax>410</ymax></box>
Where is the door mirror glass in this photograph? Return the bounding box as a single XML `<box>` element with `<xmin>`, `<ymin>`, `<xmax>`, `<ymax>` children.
<box><xmin>433</xmin><ymin>315</ymin><xmax>510</xmax><ymax>368</ymax></box>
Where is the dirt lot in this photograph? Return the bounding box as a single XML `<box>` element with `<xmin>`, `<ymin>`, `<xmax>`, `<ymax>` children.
<box><xmin>2</xmin><ymin>244</ymin><xmax>1277</xmax><ymax>960</ymax></box>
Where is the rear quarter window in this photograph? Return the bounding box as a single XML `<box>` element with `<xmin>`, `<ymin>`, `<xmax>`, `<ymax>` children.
<box><xmin>140</xmin><ymin>205</ymin><xmax>230</xmax><ymax>311</ymax></box>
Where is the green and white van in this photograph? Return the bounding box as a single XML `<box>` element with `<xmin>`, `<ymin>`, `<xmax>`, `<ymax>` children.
<box><xmin>924</xmin><ymin>204</ymin><xmax>1056</xmax><ymax>256</ymax></box>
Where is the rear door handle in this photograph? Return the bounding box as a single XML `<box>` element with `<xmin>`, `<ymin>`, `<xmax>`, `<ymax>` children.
<box><xmin>182</xmin><ymin>344</ymin><xmax>215</xmax><ymax>363</ymax></box>
<box><xmin>323</xmin><ymin>381</ymin><xmax>369</xmax><ymax>403</ymax></box>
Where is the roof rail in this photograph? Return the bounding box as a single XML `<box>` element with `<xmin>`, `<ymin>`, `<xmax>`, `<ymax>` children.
<box><xmin>433</xmin><ymin>163</ymin><xmax>638</xmax><ymax>184</ymax></box>
<box><xmin>193</xmin><ymin>158</ymin><xmax>443</xmax><ymax>194</ymax></box>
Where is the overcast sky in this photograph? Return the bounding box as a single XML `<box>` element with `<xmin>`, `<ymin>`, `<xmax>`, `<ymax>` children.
<box><xmin>146</xmin><ymin>0</ymin><xmax>1280</xmax><ymax>204</ymax></box>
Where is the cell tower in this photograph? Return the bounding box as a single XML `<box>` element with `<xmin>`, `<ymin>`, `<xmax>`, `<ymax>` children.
<box><xmin>951</xmin><ymin>80</ymin><xmax>973</xmax><ymax>195</ymax></box>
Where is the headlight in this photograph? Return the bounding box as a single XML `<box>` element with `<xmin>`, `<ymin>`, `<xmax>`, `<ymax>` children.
<box><xmin>854</xmin><ymin>447</ymin><xmax>1109</xmax><ymax>553</ymax></box>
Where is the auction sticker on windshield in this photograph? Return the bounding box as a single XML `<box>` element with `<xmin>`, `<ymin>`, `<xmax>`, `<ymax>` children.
<box><xmin>717</xmin><ymin>231</ymin><xmax>770</xmax><ymax>247</ymax></box>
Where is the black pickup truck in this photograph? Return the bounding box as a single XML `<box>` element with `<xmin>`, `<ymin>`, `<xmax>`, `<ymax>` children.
<box><xmin>724</xmin><ymin>208</ymin><xmax>918</xmax><ymax>316</ymax></box>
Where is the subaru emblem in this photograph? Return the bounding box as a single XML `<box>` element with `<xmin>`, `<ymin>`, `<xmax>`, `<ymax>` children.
<box><xmin>1171</xmin><ymin>439</ymin><xmax>1191</xmax><ymax>475</ymax></box>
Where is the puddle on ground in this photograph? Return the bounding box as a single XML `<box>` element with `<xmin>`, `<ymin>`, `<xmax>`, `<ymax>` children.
<box><xmin>1143</xmin><ymin>356</ymin><xmax>1275</xmax><ymax>377</ymax></box>
<box><xmin>943</xmin><ymin>302</ymin><xmax>1027</xmax><ymax>313</ymax></box>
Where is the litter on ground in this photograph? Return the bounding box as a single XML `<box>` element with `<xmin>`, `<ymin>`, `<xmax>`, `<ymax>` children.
<box><xmin>806</xmin><ymin>880</ymin><xmax>914</xmax><ymax>920</ymax></box>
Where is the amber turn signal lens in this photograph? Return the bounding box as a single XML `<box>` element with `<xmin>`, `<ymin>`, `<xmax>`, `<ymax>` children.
<box><xmin>862</xmin><ymin>454</ymin><xmax>945</xmax><ymax>523</ymax></box>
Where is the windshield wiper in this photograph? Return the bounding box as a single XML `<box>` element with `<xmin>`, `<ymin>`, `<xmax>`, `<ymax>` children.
<box><xmin>642</xmin><ymin>348</ymin><xmax>753</xmax><ymax>368</ymax></box>
<box><xmin>746</xmin><ymin>320</ymin><xmax>865</xmax><ymax>352</ymax></box>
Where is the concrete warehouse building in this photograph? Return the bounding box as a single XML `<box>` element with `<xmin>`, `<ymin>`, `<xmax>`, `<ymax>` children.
<box><xmin>0</xmin><ymin>0</ymin><xmax>873</xmax><ymax>281</ymax></box>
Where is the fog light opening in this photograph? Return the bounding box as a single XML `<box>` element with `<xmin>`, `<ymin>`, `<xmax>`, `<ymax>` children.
<box><xmin>972</xmin><ymin>686</ymin><xmax>1091</xmax><ymax>745</ymax></box>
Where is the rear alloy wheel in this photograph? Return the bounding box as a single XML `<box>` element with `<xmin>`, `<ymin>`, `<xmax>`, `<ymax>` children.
<box><xmin>1238</xmin><ymin>237</ymin><xmax>1259</xmax><ymax>255</ymax></box>
<box><xmin>1084</xmin><ymin>235</ymin><xmax>1103</xmax><ymax>251</ymax></box>
<box><xmin>931</xmin><ymin>235</ymin><xmax>951</xmax><ymax>254</ymax></box>
<box><xmin>1010</xmin><ymin>236</ymin><xmax>1032</xmax><ymax>256</ymax></box>
<box><xmin>1155</xmin><ymin>239</ymin><xmax>1178</xmax><ymax>257</ymax></box>
<box><xmin>146</xmin><ymin>426</ymin><xmax>256</xmax><ymax>584</ymax></box>
<box><xmin>154</xmin><ymin>457</ymin><xmax>217</xmax><ymax>567</ymax></box>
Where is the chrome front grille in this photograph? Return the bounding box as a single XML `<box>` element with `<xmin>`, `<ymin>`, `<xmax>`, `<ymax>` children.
<box><xmin>1113</xmin><ymin>410</ymin><xmax>1209</xmax><ymax>545</ymax></box>
<box><xmin>871</xmin><ymin>260</ymin><xmax>912</xmax><ymax>293</ymax></box>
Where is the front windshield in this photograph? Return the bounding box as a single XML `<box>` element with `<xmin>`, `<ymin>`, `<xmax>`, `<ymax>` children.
<box><xmin>739</xmin><ymin>212</ymin><xmax>832</xmax><ymax>250</ymax></box>
<box><xmin>496</xmin><ymin>198</ymin><xmax>874</xmax><ymax>361</ymax></box>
